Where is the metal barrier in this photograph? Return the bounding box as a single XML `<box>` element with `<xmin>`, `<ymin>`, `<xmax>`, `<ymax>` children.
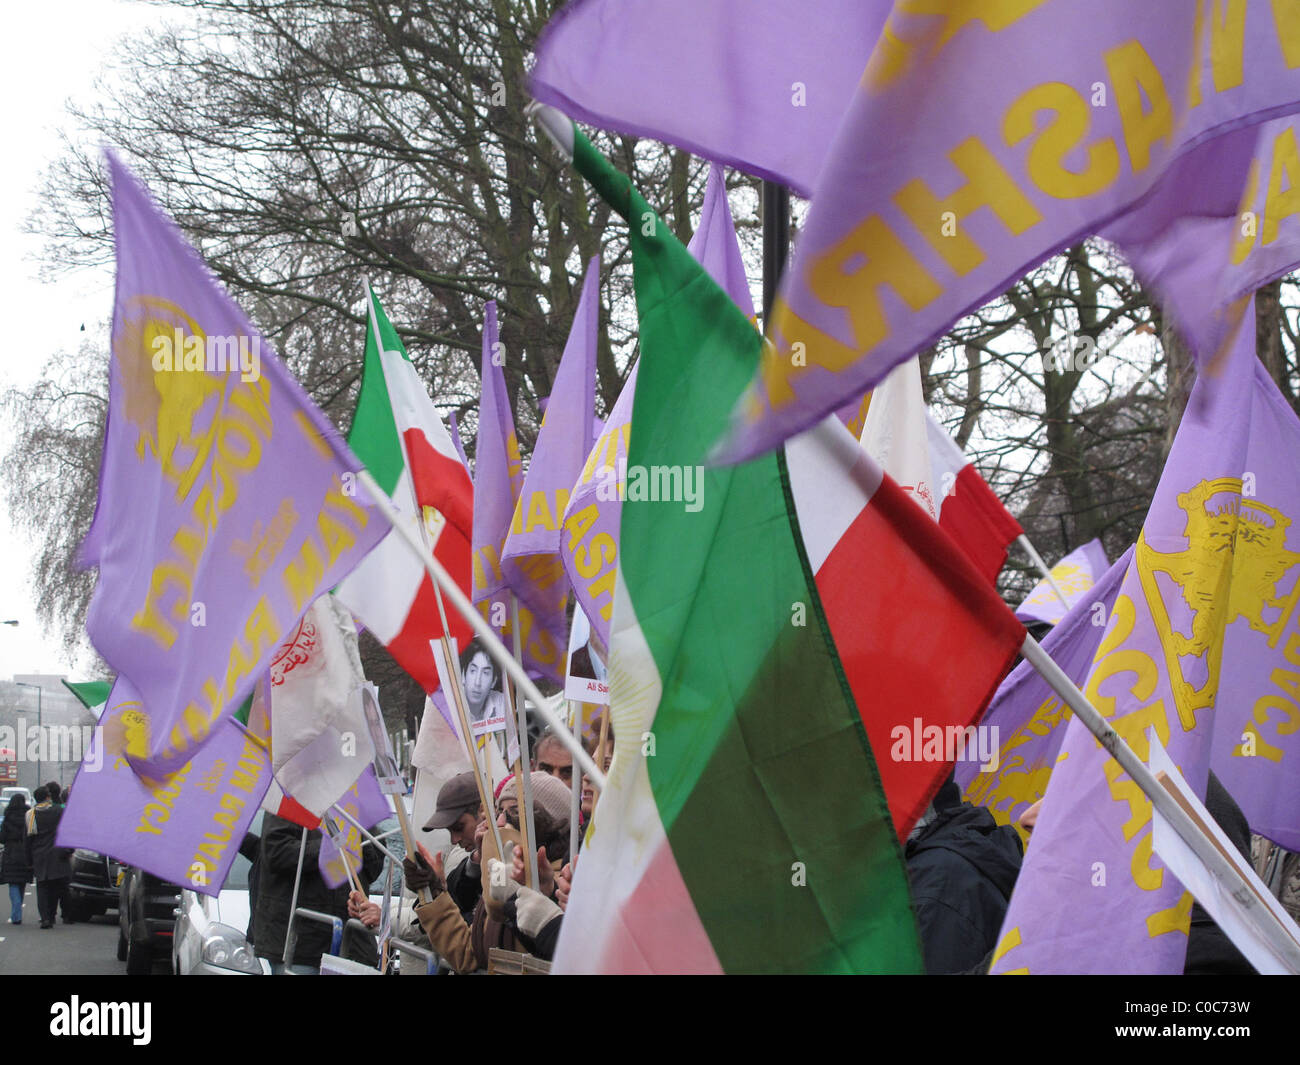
<box><xmin>283</xmin><ymin>908</ymin><xmax>376</xmax><ymax>972</ymax></box>
<box><xmin>389</xmin><ymin>937</ymin><xmax>443</xmax><ymax>975</ymax></box>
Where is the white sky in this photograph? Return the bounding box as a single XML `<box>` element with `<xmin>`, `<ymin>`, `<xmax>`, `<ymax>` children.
<box><xmin>0</xmin><ymin>0</ymin><xmax>166</xmax><ymax>680</ymax></box>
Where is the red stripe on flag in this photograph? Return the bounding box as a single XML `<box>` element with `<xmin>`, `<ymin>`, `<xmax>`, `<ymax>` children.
<box><xmin>813</xmin><ymin>473</ymin><xmax>1024</xmax><ymax>839</ymax></box>
<box><xmin>404</xmin><ymin>427</ymin><xmax>474</xmax><ymax>537</ymax></box>
<box><xmin>386</xmin><ymin>563</ymin><xmax>474</xmax><ymax>694</ymax></box>
<box><xmin>277</xmin><ymin>793</ymin><xmax>322</xmax><ymax>830</ymax></box>
<box><xmin>938</xmin><ymin>464</ymin><xmax>1023</xmax><ymax>585</ymax></box>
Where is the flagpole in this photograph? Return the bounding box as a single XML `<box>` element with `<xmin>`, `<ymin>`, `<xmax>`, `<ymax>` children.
<box><xmin>427</xmin><ymin>576</ymin><xmax>507</xmax><ymax>864</ymax></box>
<box><xmin>329</xmin><ymin>801</ymin><xmax>401</xmax><ymax>857</ymax></box>
<box><xmin>1018</xmin><ymin>633</ymin><xmax>1300</xmax><ymax>971</ymax></box>
<box><xmin>359</xmin><ymin>278</ymin><xmax>508</xmax><ymax>868</ymax></box>
<box><xmin>1016</xmin><ymin>534</ymin><xmax>1070</xmax><ymax>610</ymax></box>
<box><xmin>591</xmin><ymin>707</ymin><xmax>611</xmax><ymax>820</ymax></box>
<box><xmin>356</xmin><ymin>466</ymin><xmax>607</xmax><ymax>791</ymax></box>
<box><xmin>509</xmin><ymin>593</ymin><xmax>541</xmax><ymax>889</ymax></box>
<box><xmin>283</xmin><ymin>827</ymin><xmax>308</xmax><ymax>973</ymax></box>
<box><xmin>567</xmin><ymin>699</ymin><xmax>581</xmax><ymax>861</ymax></box>
<box><xmin>330</xmin><ymin>816</ymin><xmax>363</xmax><ymax>895</ymax></box>
<box><xmin>499</xmin><ymin>650</ymin><xmax>534</xmax><ymax>888</ymax></box>
<box><xmin>761</xmin><ymin>180</ymin><xmax>789</xmax><ymax>326</ymax></box>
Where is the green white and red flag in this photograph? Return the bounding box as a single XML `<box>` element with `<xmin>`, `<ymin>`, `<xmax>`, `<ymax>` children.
<box><xmin>335</xmin><ymin>285</ymin><xmax>475</xmax><ymax>693</ymax></box>
<box><xmin>552</xmin><ymin>128</ymin><xmax>1025</xmax><ymax>974</ymax></box>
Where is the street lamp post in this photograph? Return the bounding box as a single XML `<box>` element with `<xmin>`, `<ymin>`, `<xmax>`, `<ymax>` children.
<box><xmin>15</xmin><ymin>682</ymin><xmax>42</xmax><ymax>787</ymax></box>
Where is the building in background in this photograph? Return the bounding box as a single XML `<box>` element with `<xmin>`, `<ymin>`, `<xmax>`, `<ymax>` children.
<box><xmin>0</xmin><ymin>674</ymin><xmax>97</xmax><ymax>792</ymax></box>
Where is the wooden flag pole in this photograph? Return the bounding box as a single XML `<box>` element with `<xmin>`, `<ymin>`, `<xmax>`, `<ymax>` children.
<box><xmin>338</xmin><ymin>833</ymin><xmax>362</xmax><ymax>896</ymax></box>
<box><xmin>590</xmin><ymin>708</ymin><xmax>611</xmax><ymax>821</ymax></box>
<box><xmin>1019</xmin><ymin>633</ymin><xmax>1300</xmax><ymax>971</ymax></box>
<box><xmin>499</xmin><ymin>647</ymin><xmax>533</xmax><ymax>888</ymax></box>
<box><xmin>329</xmin><ymin>802</ymin><xmax>398</xmax><ymax>858</ymax></box>
<box><xmin>427</xmin><ymin>575</ymin><xmax>506</xmax><ymax>865</ymax></box>
<box><xmin>509</xmin><ymin>594</ymin><xmax>541</xmax><ymax>889</ymax></box>
<box><xmin>567</xmin><ymin>700</ymin><xmax>581</xmax><ymax>861</ymax></box>
<box><xmin>357</xmin><ymin>467</ymin><xmax>607</xmax><ymax>791</ymax></box>
<box><xmin>1017</xmin><ymin>534</ymin><xmax>1070</xmax><ymax>610</ymax></box>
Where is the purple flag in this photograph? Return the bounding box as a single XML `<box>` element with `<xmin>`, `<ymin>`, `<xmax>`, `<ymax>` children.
<box><xmin>81</xmin><ymin>154</ymin><xmax>388</xmax><ymax>776</ymax></box>
<box><xmin>532</xmin><ymin>0</ymin><xmax>889</xmax><ymax>198</ymax></box>
<box><xmin>470</xmin><ymin>302</ymin><xmax>567</xmax><ymax>683</ymax></box>
<box><xmin>560</xmin><ymin>165</ymin><xmax>755</xmax><ymax>655</ymax></box>
<box><xmin>471</xmin><ymin>302</ymin><xmax>521</xmax><ymax>604</ymax></box>
<box><xmin>714</xmin><ymin>3</ymin><xmax>1300</xmax><ymax>465</ymax></box>
<box><xmin>1015</xmin><ymin>538</ymin><xmax>1110</xmax><ymax>627</ymax></box>
<box><xmin>958</xmin><ymin>545</ymin><xmax>1132</xmax><ymax>831</ymax></box>
<box><xmin>447</xmin><ymin>411</ymin><xmax>470</xmax><ymax>470</ymax></box>
<box><xmin>58</xmin><ymin>677</ymin><xmax>272</xmax><ymax>896</ymax></box>
<box><xmin>319</xmin><ymin>767</ymin><xmax>391</xmax><ymax>889</ymax></box>
<box><xmin>503</xmin><ymin>256</ymin><xmax>598</xmax><ymax>562</ymax></box>
<box><xmin>1107</xmin><ymin>115</ymin><xmax>1300</xmax><ymax>365</ymax></box>
<box><xmin>993</xmin><ymin>302</ymin><xmax>1300</xmax><ymax>974</ymax></box>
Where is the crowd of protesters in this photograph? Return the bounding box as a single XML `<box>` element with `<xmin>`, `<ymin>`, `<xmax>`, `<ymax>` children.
<box><xmin>225</xmin><ymin>681</ymin><xmax>1292</xmax><ymax>976</ymax></box>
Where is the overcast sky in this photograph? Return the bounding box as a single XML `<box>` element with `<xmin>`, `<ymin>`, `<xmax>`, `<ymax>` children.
<box><xmin>0</xmin><ymin>1</ymin><xmax>167</xmax><ymax>680</ymax></box>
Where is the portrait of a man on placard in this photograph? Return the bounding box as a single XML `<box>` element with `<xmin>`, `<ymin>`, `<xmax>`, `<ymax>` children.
<box><xmin>460</xmin><ymin>638</ymin><xmax>507</xmax><ymax>737</ymax></box>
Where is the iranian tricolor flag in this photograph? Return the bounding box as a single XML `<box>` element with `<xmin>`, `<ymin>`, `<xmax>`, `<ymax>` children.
<box><xmin>335</xmin><ymin>285</ymin><xmax>474</xmax><ymax>693</ymax></box>
<box><xmin>553</xmin><ymin>128</ymin><xmax>1025</xmax><ymax>974</ymax></box>
<box><xmin>925</xmin><ymin>411</ymin><xmax>1023</xmax><ymax>585</ymax></box>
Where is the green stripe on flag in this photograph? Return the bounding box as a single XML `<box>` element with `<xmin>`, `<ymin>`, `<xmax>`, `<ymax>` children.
<box><xmin>61</xmin><ymin>679</ymin><xmax>112</xmax><ymax>712</ymax></box>
<box><xmin>347</xmin><ymin>288</ymin><xmax>407</xmax><ymax>496</ymax></box>
<box><xmin>572</xmin><ymin>131</ymin><xmax>922</xmax><ymax>973</ymax></box>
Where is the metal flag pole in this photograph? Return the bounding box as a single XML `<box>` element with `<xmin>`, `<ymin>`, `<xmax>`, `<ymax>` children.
<box><xmin>282</xmin><ymin>827</ymin><xmax>308</xmax><ymax>973</ymax></box>
<box><xmin>1018</xmin><ymin>632</ymin><xmax>1300</xmax><ymax>972</ymax></box>
<box><xmin>1017</xmin><ymin>534</ymin><xmax>1071</xmax><ymax>610</ymax></box>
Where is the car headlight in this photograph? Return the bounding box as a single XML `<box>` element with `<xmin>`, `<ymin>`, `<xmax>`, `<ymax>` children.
<box><xmin>201</xmin><ymin>923</ymin><xmax>263</xmax><ymax>974</ymax></box>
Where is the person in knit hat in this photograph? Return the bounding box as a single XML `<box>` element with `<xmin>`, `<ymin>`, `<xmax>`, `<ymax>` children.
<box><xmin>404</xmin><ymin>771</ymin><xmax>571</xmax><ymax>972</ymax></box>
<box><xmin>495</xmin><ymin>771</ymin><xmax>571</xmax><ymax>892</ymax></box>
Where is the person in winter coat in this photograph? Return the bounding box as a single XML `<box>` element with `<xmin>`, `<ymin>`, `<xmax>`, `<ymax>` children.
<box><xmin>1</xmin><ymin>794</ymin><xmax>33</xmax><ymax>924</ymax></box>
<box><xmin>905</xmin><ymin>775</ymin><xmax>1024</xmax><ymax>975</ymax></box>
<box><xmin>252</xmin><ymin>812</ymin><xmax>387</xmax><ymax>973</ymax></box>
<box><xmin>25</xmin><ymin>784</ymin><xmax>73</xmax><ymax>929</ymax></box>
<box><xmin>405</xmin><ymin>771</ymin><xmax>572</xmax><ymax>972</ymax></box>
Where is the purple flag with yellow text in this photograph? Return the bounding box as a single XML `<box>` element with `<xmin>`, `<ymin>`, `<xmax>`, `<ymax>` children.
<box><xmin>58</xmin><ymin>676</ymin><xmax>272</xmax><ymax>896</ymax></box>
<box><xmin>1106</xmin><ymin>113</ymin><xmax>1300</xmax><ymax>365</ymax></box>
<box><xmin>80</xmin><ymin>155</ymin><xmax>387</xmax><ymax>776</ymax></box>
<box><xmin>992</xmin><ymin>302</ymin><xmax>1300</xmax><ymax>974</ymax></box>
<box><xmin>470</xmin><ymin>302</ymin><xmax>566</xmax><ymax>683</ymax></box>
<box><xmin>501</xmin><ymin>256</ymin><xmax>599</xmax><ymax>634</ymax></box>
<box><xmin>715</xmin><ymin>2</ymin><xmax>1300</xmax><ymax>464</ymax></box>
